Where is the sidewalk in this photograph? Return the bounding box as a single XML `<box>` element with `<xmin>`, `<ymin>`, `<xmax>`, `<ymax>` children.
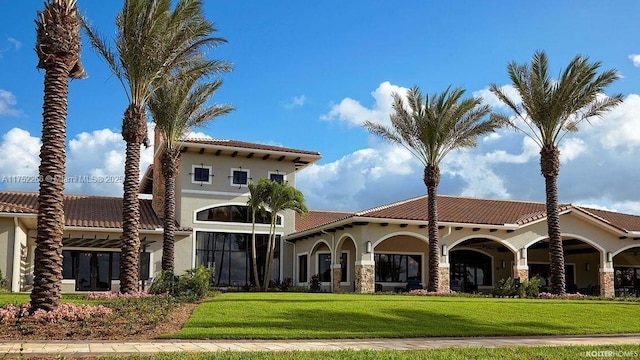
<box><xmin>1</xmin><ymin>334</ymin><xmax>640</xmax><ymax>358</ymax></box>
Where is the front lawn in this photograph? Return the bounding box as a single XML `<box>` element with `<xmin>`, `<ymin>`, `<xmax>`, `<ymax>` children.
<box><xmin>170</xmin><ymin>292</ymin><xmax>640</xmax><ymax>339</ymax></box>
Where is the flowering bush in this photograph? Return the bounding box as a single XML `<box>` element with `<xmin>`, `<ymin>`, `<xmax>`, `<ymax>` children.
<box><xmin>408</xmin><ymin>289</ymin><xmax>454</xmax><ymax>296</ymax></box>
<box><xmin>0</xmin><ymin>303</ymin><xmax>112</xmax><ymax>324</ymax></box>
<box><xmin>539</xmin><ymin>292</ymin><xmax>588</xmax><ymax>299</ymax></box>
<box><xmin>84</xmin><ymin>291</ymin><xmax>160</xmax><ymax>300</ymax></box>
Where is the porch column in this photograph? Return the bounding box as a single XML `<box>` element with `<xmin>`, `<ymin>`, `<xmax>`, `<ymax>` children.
<box><xmin>514</xmin><ymin>266</ymin><xmax>529</xmax><ymax>281</ymax></box>
<box><xmin>331</xmin><ymin>264</ymin><xmax>342</xmax><ymax>293</ymax></box>
<box><xmin>438</xmin><ymin>264</ymin><xmax>450</xmax><ymax>293</ymax></box>
<box><xmin>599</xmin><ymin>269</ymin><xmax>614</xmax><ymax>297</ymax></box>
<box><xmin>355</xmin><ymin>260</ymin><xmax>375</xmax><ymax>293</ymax></box>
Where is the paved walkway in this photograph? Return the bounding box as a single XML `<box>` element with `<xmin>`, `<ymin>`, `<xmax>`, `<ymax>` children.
<box><xmin>1</xmin><ymin>334</ymin><xmax>640</xmax><ymax>358</ymax></box>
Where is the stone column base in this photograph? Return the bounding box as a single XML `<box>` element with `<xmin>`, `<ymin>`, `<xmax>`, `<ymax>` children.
<box><xmin>355</xmin><ymin>263</ymin><xmax>375</xmax><ymax>293</ymax></box>
<box><xmin>332</xmin><ymin>264</ymin><xmax>342</xmax><ymax>293</ymax></box>
<box><xmin>599</xmin><ymin>270</ymin><xmax>614</xmax><ymax>298</ymax></box>
<box><xmin>438</xmin><ymin>265</ymin><xmax>450</xmax><ymax>293</ymax></box>
<box><xmin>514</xmin><ymin>267</ymin><xmax>529</xmax><ymax>282</ymax></box>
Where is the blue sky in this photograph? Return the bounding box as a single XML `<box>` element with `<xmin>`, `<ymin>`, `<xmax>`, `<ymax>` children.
<box><xmin>2</xmin><ymin>1</ymin><xmax>640</xmax><ymax>213</ymax></box>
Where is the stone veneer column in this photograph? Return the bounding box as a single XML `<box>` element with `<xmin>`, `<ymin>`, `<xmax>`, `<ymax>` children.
<box><xmin>438</xmin><ymin>264</ymin><xmax>450</xmax><ymax>293</ymax></box>
<box><xmin>331</xmin><ymin>264</ymin><xmax>342</xmax><ymax>293</ymax></box>
<box><xmin>514</xmin><ymin>266</ymin><xmax>529</xmax><ymax>282</ymax></box>
<box><xmin>355</xmin><ymin>261</ymin><xmax>375</xmax><ymax>293</ymax></box>
<box><xmin>599</xmin><ymin>269</ymin><xmax>614</xmax><ymax>298</ymax></box>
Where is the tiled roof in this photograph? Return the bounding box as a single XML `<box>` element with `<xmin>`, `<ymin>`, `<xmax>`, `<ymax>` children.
<box><xmin>295</xmin><ymin>210</ymin><xmax>354</xmax><ymax>232</ymax></box>
<box><xmin>292</xmin><ymin>194</ymin><xmax>640</xmax><ymax>236</ymax></box>
<box><xmin>181</xmin><ymin>138</ymin><xmax>321</xmax><ymax>156</ymax></box>
<box><xmin>0</xmin><ymin>191</ymin><xmax>186</xmax><ymax>231</ymax></box>
<box><xmin>576</xmin><ymin>206</ymin><xmax>640</xmax><ymax>233</ymax></box>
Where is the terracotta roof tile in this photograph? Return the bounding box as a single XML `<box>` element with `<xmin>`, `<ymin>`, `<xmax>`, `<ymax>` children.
<box><xmin>0</xmin><ymin>191</ymin><xmax>187</xmax><ymax>231</ymax></box>
<box><xmin>292</xmin><ymin>194</ymin><xmax>640</xmax><ymax>235</ymax></box>
<box><xmin>182</xmin><ymin>138</ymin><xmax>321</xmax><ymax>156</ymax></box>
<box><xmin>576</xmin><ymin>206</ymin><xmax>640</xmax><ymax>232</ymax></box>
<box><xmin>295</xmin><ymin>210</ymin><xmax>354</xmax><ymax>232</ymax></box>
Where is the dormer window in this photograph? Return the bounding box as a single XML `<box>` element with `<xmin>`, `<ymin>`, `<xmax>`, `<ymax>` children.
<box><xmin>230</xmin><ymin>168</ymin><xmax>249</xmax><ymax>187</ymax></box>
<box><xmin>192</xmin><ymin>165</ymin><xmax>212</xmax><ymax>185</ymax></box>
<box><xmin>269</xmin><ymin>172</ymin><xmax>285</xmax><ymax>184</ymax></box>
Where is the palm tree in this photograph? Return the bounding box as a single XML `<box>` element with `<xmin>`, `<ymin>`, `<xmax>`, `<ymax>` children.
<box><xmin>148</xmin><ymin>60</ymin><xmax>233</xmax><ymax>272</ymax></box>
<box><xmin>364</xmin><ymin>86</ymin><xmax>502</xmax><ymax>292</ymax></box>
<box><xmin>490</xmin><ymin>50</ymin><xmax>622</xmax><ymax>295</ymax></box>
<box><xmin>31</xmin><ymin>0</ymin><xmax>86</xmax><ymax>312</ymax></box>
<box><xmin>247</xmin><ymin>179</ymin><xmax>268</xmax><ymax>289</ymax></box>
<box><xmin>262</xmin><ymin>180</ymin><xmax>308</xmax><ymax>291</ymax></box>
<box><xmin>84</xmin><ymin>0</ymin><xmax>225</xmax><ymax>293</ymax></box>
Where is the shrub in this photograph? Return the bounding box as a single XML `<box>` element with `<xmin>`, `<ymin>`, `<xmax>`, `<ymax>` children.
<box><xmin>309</xmin><ymin>274</ymin><xmax>322</xmax><ymax>292</ymax></box>
<box><xmin>0</xmin><ymin>270</ymin><xmax>8</xmax><ymax>292</ymax></box>
<box><xmin>177</xmin><ymin>266</ymin><xmax>213</xmax><ymax>301</ymax></box>
<box><xmin>272</xmin><ymin>277</ymin><xmax>292</xmax><ymax>291</ymax></box>
<box><xmin>491</xmin><ymin>276</ymin><xmax>540</xmax><ymax>298</ymax></box>
<box><xmin>149</xmin><ymin>270</ymin><xmax>179</xmax><ymax>295</ymax></box>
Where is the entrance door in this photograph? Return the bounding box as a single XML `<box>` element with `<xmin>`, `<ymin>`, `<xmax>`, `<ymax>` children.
<box><xmin>76</xmin><ymin>252</ymin><xmax>111</xmax><ymax>291</ymax></box>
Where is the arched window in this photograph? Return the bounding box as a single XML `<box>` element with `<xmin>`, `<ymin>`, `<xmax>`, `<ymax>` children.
<box><xmin>196</xmin><ymin>205</ymin><xmax>282</xmax><ymax>225</ymax></box>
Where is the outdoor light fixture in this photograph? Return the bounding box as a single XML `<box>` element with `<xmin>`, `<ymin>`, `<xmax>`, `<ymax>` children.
<box><xmin>519</xmin><ymin>248</ymin><xmax>526</xmax><ymax>259</ymax></box>
<box><xmin>607</xmin><ymin>252</ymin><xmax>613</xmax><ymax>262</ymax></box>
<box><xmin>366</xmin><ymin>241</ymin><xmax>372</xmax><ymax>253</ymax></box>
<box><xmin>441</xmin><ymin>245</ymin><xmax>448</xmax><ymax>257</ymax></box>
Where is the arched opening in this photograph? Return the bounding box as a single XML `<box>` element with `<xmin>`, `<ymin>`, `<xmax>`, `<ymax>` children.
<box><xmin>309</xmin><ymin>240</ymin><xmax>332</xmax><ymax>289</ymax></box>
<box><xmin>448</xmin><ymin>237</ymin><xmax>514</xmax><ymax>293</ymax></box>
<box><xmin>613</xmin><ymin>247</ymin><xmax>640</xmax><ymax>297</ymax></box>
<box><xmin>334</xmin><ymin>235</ymin><xmax>357</xmax><ymax>291</ymax></box>
<box><xmin>526</xmin><ymin>236</ymin><xmax>601</xmax><ymax>295</ymax></box>
<box><xmin>372</xmin><ymin>233</ymin><xmax>428</xmax><ymax>292</ymax></box>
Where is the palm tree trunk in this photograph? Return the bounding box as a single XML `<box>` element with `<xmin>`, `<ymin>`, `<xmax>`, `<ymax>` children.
<box><xmin>424</xmin><ymin>165</ymin><xmax>441</xmax><ymax>292</ymax></box>
<box><xmin>263</xmin><ymin>221</ymin><xmax>275</xmax><ymax>291</ymax></box>
<box><xmin>541</xmin><ymin>144</ymin><xmax>566</xmax><ymax>295</ymax></box>
<box><xmin>119</xmin><ymin>104</ymin><xmax>147</xmax><ymax>293</ymax></box>
<box><xmin>161</xmin><ymin>149</ymin><xmax>179</xmax><ymax>272</ymax></box>
<box><xmin>31</xmin><ymin>62</ymin><xmax>69</xmax><ymax>312</ymax></box>
<box><xmin>251</xmin><ymin>213</ymin><xmax>261</xmax><ymax>289</ymax></box>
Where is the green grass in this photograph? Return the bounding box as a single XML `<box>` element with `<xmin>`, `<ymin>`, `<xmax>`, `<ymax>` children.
<box><xmin>98</xmin><ymin>345</ymin><xmax>640</xmax><ymax>359</ymax></box>
<box><xmin>170</xmin><ymin>292</ymin><xmax>640</xmax><ymax>339</ymax></box>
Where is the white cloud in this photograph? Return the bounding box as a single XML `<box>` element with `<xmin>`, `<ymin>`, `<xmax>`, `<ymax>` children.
<box><xmin>0</xmin><ymin>125</ymin><xmax>155</xmax><ymax>196</ymax></box>
<box><xmin>184</xmin><ymin>130</ymin><xmax>213</xmax><ymax>139</ymax></box>
<box><xmin>321</xmin><ymin>81</ymin><xmax>409</xmax><ymax>127</ymax></box>
<box><xmin>597</xmin><ymin>94</ymin><xmax>640</xmax><ymax>151</ymax></box>
<box><xmin>284</xmin><ymin>95</ymin><xmax>306</xmax><ymax>109</ymax></box>
<box><xmin>473</xmin><ymin>85</ymin><xmax>522</xmax><ymax>110</ymax></box>
<box><xmin>297</xmin><ymin>144</ymin><xmax>421</xmax><ymax>211</ymax></box>
<box><xmin>629</xmin><ymin>54</ymin><xmax>640</xmax><ymax>67</ymax></box>
<box><xmin>559</xmin><ymin>138</ymin><xmax>586</xmax><ymax>163</ymax></box>
<box><xmin>7</xmin><ymin>37</ymin><xmax>21</xmax><ymax>50</ymax></box>
<box><xmin>0</xmin><ymin>89</ymin><xmax>19</xmax><ymax>116</ymax></box>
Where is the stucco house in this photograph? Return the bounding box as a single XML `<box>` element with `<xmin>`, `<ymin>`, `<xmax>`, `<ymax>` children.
<box><xmin>1</xmin><ymin>137</ymin><xmax>639</xmax><ymax>297</ymax></box>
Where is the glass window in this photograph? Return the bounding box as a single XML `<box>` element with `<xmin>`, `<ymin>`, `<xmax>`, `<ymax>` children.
<box><xmin>298</xmin><ymin>254</ymin><xmax>308</xmax><ymax>282</ymax></box>
<box><xmin>317</xmin><ymin>253</ymin><xmax>348</xmax><ymax>283</ymax></box>
<box><xmin>62</xmin><ymin>250</ymin><xmax>75</xmax><ymax>279</ymax></box>
<box><xmin>193</xmin><ymin>167</ymin><xmax>210</xmax><ymax>182</ymax></box>
<box><xmin>191</xmin><ymin>165</ymin><xmax>212</xmax><ymax>184</ymax></box>
<box><xmin>375</xmin><ymin>254</ymin><xmax>421</xmax><ymax>283</ymax></box>
<box><xmin>232</xmin><ymin>170</ymin><xmax>248</xmax><ymax>185</ymax></box>
<box><xmin>450</xmin><ymin>250</ymin><xmax>492</xmax><ymax>291</ymax></box>
<box><xmin>270</xmin><ymin>173</ymin><xmax>284</xmax><ymax>184</ymax></box>
<box><xmin>195</xmin><ymin>231</ymin><xmax>280</xmax><ymax>287</ymax></box>
<box><xmin>196</xmin><ymin>205</ymin><xmax>280</xmax><ymax>225</ymax></box>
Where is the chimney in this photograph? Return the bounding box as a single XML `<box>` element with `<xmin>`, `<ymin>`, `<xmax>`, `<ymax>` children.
<box><xmin>151</xmin><ymin>127</ymin><xmax>166</xmax><ymax>217</ymax></box>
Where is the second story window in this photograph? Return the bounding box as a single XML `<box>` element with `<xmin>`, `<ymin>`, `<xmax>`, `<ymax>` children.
<box><xmin>269</xmin><ymin>172</ymin><xmax>285</xmax><ymax>184</ymax></box>
<box><xmin>230</xmin><ymin>168</ymin><xmax>249</xmax><ymax>187</ymax></box>
<box><xmin>191</xmin><ymin>165</ymin><xmax>212</xmax><ymax>185</ymax></box>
